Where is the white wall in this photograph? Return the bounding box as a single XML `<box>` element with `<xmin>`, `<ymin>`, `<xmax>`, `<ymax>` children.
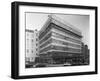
<box><xmin>0</xmin><ymin>0</ymin><xmax>99</xmax><ymax>81</ymax></box>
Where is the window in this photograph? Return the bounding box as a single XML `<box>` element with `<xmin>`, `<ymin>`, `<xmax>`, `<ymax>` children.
<box><xmin>36</xmin><ymin>38</ymin><xmax>38</xmax><ymax>41</ymax></box>
<box><xmin>31</xmin><ymin>39</ymin><xmax>34</xmax><ymax>42</ymax></box>
<box><xmin>36</xmin><ymin>43</ymin><xmax>38</xmax><ymax>46</ymax></box>
<box><xmin>40</xmin><ymin>45</ymin><xmax>51</xmax><ymax>53</ymax></box>
<box><xmin>52</xmin><ymin>23</ymin><xmax>82</xmax><ymax>39</ymax></box>
<box><xmin>26</xmin><ymin>58</ymin><xmax>30</xmax><ymax>61</ymax></box>
<box><xmin>31</xmin><ymin>50</ymin><xmax>33</xmax><ymax>53</ymax></box>
<box><xmin>27</xmin><ymin>33</ymin><xmax>29</xmax><ymax>36</ymax></box>
<box><xmin>40</xmin><ymin>38</ymin><xmax>52</xmax><ymax>48</ymax></box>
<box><xmin>39</xmin><ymin>24</ymin><xmax>52</xmax><ymax>39</ymax></box>
<box><xmin>36</xmin><ymin>33</ymin><xmax>38</xmax><ymax>36</ymax></box>
<box><xmin>36</xmin><ymin>48</ymin><xmax>38</xmax><ymax>51</ymax></box>
<box><xmin>52</xmin><ymin>32</ymin><xmax>81</xmax><ymax>44</ymax></box>
<box><xmin>32</xmin><ymin>34</ymin><xmax>34</xmax><ymax>37</ymax></box>
<box><xmin>27</xmin><ymin>49</ymin><xmax>29</xmax><ymax>53</ymax></box>
<box><xmin>40</xmin><ymin>33</ymin><xmax>51</xmax><ymax>44</ymax></box>
<box><xmin>52</xmin><ymin>38</ymin><xmax>81</xmax><ymax>48</ymax></box>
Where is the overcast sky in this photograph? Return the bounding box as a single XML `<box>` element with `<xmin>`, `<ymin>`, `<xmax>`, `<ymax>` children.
<box><xmin>26</xmin><ymin>12</ymin><xmax>89</xmax><ymax>48</ymax></box>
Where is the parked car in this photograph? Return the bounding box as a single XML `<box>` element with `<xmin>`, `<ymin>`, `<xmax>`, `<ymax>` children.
<box><xmin>34</xmin><ymin>63</ymin><xmax>47</xmax><ymax>67</ymax></box>
<box><xmin>63</xmin><ymin>62</ymin><xmax>71</xmax><ymax>66</ymax></box>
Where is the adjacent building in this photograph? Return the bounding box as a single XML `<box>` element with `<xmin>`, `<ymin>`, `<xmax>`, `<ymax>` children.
<box><xmin>81</xmin><ymin>43</ymin><xmax>89</xmax><ymax>65</ymax></box>
<box><xmin>38</xmin><ymin>15</ymin><xmax>83</xmax><ymax>65</ymax></box>
<box><xmin>25</xmin><ymin>29</ymin><xmax>39</xmax><ymax>64</ymax></box>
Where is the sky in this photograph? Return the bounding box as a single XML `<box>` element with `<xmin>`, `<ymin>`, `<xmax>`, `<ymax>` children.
<box><xmin>26</xmin><ymin>12</ymin><xmax>89</xmax><ymax>48</ymax></box>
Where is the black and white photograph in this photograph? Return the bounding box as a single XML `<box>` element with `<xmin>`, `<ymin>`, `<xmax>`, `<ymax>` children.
<box><xmin>25</xmin><ymin>13</ymin><xmax>90</xmax><ymax>68</ymax></box>
<box><xmin>11</xmin><ymin>1</ymin><xmax>97</xmax><ymax>79</ymax></box>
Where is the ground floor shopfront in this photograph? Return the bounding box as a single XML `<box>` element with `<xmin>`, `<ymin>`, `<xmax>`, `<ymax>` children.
<box><xmin>35</xmin><ymin>51</ymin><xmax>89</xmax><ymax>66</ymax></box>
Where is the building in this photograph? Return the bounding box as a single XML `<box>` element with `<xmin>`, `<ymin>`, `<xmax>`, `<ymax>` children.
<box><xmin>25</xmin><ymin>29</ymin><xmax>39</xmax><ymax>65</ymax></box>
<box><xmin>81</xmin><ymin>43</ymin><xmax>89</xmax><ymax>65</ymax></box>
<box><xmin>38</xmin><ymin>15</ymin><xmax>83</xmax><ymax>65</ymax></box>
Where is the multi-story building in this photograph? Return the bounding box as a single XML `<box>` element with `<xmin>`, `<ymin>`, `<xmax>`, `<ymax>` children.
<box><xmin>25</xmin><ymin>29</ymin><xmax>39</xmax><ymax>64</ymax></box>
<box><xmin>38</xmin><ymin>15</ymin><xmax>83</xmax><ymax>65</ymax></box>
<box><xmin>81</xmin><ymin>43</ymin><xmax>89</xmax><ymax>65</ymax></box>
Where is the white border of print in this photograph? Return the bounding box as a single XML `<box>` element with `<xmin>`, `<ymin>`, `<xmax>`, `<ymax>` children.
<box><xmin>19</xmin><ymin>5</ymin><xmax>95</xmax><ymax>76</ymax></box>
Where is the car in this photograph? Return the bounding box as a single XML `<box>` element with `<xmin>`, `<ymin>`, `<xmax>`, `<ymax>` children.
<box><xmin>63</xmin><ymin>62</ymin><xmax>71</xmax><ymax>66</ymax></box>
<box><xmin>34</xmin><ymin>63</ymin><xmax>47</xmax><ymax>67</ymax></box>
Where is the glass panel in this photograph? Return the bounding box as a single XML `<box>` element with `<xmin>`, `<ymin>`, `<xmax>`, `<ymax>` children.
<box><xmin>51</xmin><ymin>45</ymin><xmax>81</xmax><ymax>52</ymax></box>
<box><xmin>51</xmin><ymin>23</ymin><xmax>82</xmax><ymax>39</ymax></box>
<box><xmin>40</xmin><ymin>38</ymin><xmax>52</xmax><ymax>48</ymax></box>
<box><xmin>52</xmin><ymin>39</ymin><xmax>81</xmax><ymax>48</ymax></box>
<box><xmin>40</xmin><ymin>32</ymin><xmax>52</xmax><ymax>44</ymax></box>
<box><xmin>40</xmin><ymin>45</ymin><xmax>51</xmax><ymax>53</ymax></box>
<box><xmin>40</xmin><ymin>45</ymin><xmax>81</xmax><ymax>53</ymax></box>
<box><xmin>39</xmin><ymin>23</ymin><xmax>53</xmax><ymax>39</ymax></box>
<box><xmin>52</xmin><ymin>32</ymin><xmax>81</xmax><ymax>44</ymax></box>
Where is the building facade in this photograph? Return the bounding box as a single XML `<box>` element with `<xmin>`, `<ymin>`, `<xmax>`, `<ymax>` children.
<box><xmin>81</xmin><ymin>43</ymin><xmax>89</xmax><ymax>65</ymax></box>
<box><xmin>25</xmin><ymin>29</ymin><xmax>39</xmax><ymax>64</ymax></box>
<box><xmin>38</xmin><ymin>15</ymin><xmax>83</xmax><ymax>65</ymax></box>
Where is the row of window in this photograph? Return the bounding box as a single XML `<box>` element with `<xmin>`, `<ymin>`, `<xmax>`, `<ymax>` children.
<box><xmin>26</xmin><ymin>38</ymin><xmax>38</xmax><ymax>46</ymax></box>
<box><xmin>52</xmin><ymin>32</ymin><xmax>81</xmax><ymax>44</ymax></box>
<box><xmin>40</xmin><ymin>38</ymin><xmax>52</xmax><ymax>48</ymax></box>
<box><xmin>51</xmin><ymin>45</ymin><xmax>81</xmax><ymax>52</ymax></box>
<box><xmin>26</xmin><ymin>33</ymin><xmax>34</xmax><ymax>37</ymax></box>
<box><xmin>39</xmin><ymin>23</ymin><xmax>82</xmax><ymax>40</ymax></box>
<box><xmin>52</xmin><ymin>38</ymin><xmax>81</xmax><ymax>48</ymax></box>
<box><xmin>39</xmin><ymin>32</ymin><xmax>51</xmax><ymax>44</ymax></box>
<box><xmin>52</xmin><ymin>19</ymin><xmax>81</xmax><ymax>36</ymax></box>
<box><xmin>52</xmin><ymin>27</ymin><xmax>81</xmax><ymax>40</ymax></box>
<box><xmin>40</xmin><ymin>45</ymin><xmax>51</xmax><ymax>53</ymax></box>
<box><xmin>39</xmin><ymin>33</ymin><xmax>81</xmax><ymax>50</ymax></box>
<box><xmin>25</xmin><ymin>57</ymin><xmax>35</xmax><ymax>62</ymax></box>
<box><xmin>26</xmin><ymin>32</ymin><xmax>38</xmax><ymax>37</ymax></box>
<box><xmin>26</xmin><ymin>49</ymin><xmax>33</xmax><ymax>53</ymax></box>
<box><xmin>51</xmin><ymin>23</ymin><xmax>82</xmax><ymax>38</ymax></box>
<box><xmin>40</xmin><ymin>38</ymin><xmax>81</xmax><ymax>50</ymax></box>
<box><xmin>39</xmin><ymin>24</ymin><xmax>52</xmax><ymax>39</ymax></box>
<box><xmin>26</xmin><ymin>39</ymin><xmax>34</xmax><ymax>43</ymax></box>
<box><xmin>26</xmin><ymin>43</ymin><xmax>38</xmax><ymax>48</ymax></box>
<box><xmin>40</xmin><ymin>45</ymin><xmax>81</xmax><ymax>53</ymax></box>
<box><xmin>26</xmin><ymin>38</ymin><xmax>38</xmax><ymax>42</ymax></box>
<box><xmin>39</xmin><ymin>30</ymin><xmax>81</xmax><ymax>47</ymax></box>
<box><xmin>26</xmin><ymin>48</ymin><xmax>38</xmax><ymax>53</ymax></box>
